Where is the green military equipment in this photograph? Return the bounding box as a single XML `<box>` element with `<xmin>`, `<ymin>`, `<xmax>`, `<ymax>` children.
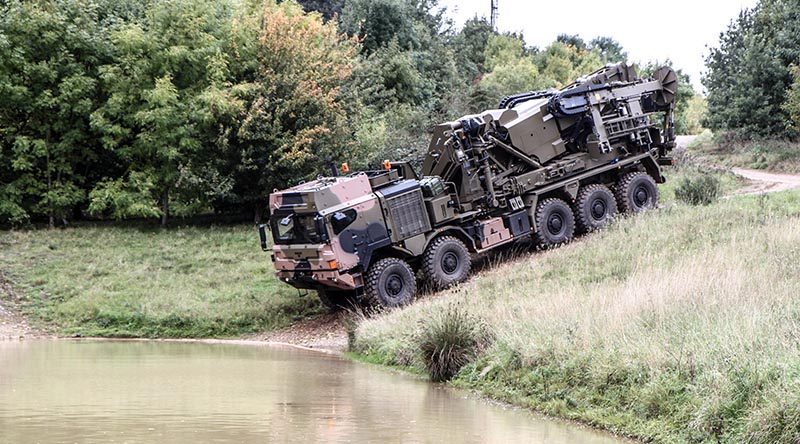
<box><xmin>261</xmin><ymin>62</ymin><xmax>677</xmax><ymax>309</ymax></box>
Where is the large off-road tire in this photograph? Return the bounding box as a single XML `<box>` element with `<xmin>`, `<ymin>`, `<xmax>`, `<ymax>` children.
<box><xmin>317</xmin><ymin>289</ymin><xmax>359</xmax><ymax>311</ymax></box>
<box><xmin>616</xmin><ymin>172</ymin><xmax>659</xmax><ymax>213</ymax></box>
<box><xmin>422</xmin><ymin>236</ymin><xmax>471</xmax><ymax>291</ymax></box>
<box><xmin>574</xmin><ymin>184</ymin><xmax>618</xmax><ymax>233</ymax></box>
<box><xmin>534</xmin><ymin>197</ymin><xmax>575</xmax><ymax>249</ymax></box>
<box><xmin>364</xmin><ymin>257</ymin><xmax>416</xmax><ymax>308</ymax></box>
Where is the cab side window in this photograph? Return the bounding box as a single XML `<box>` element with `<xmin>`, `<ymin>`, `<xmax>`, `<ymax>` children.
<box><xmin>331</xmin><ymin>209</ymin><xmax>357</xmax><ymax>234</ymax></box>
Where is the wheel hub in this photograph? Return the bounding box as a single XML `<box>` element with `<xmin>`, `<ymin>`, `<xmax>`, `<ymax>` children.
<box><xmin>634</xmin><ymin>186</ymin><xmax>649</xmax><ymax>206</ymax></box>
<box><xmin>442</xmin><ymin>251</ymin><xmax>459</xmax><ymax>274</ymax></box>
<box><xmin>547</xmin><ymin>214</ymin><xmax>564</xmax><ymax>234</ymax></box>
<box><xmin>386</xmin><ymin>274</ymin><xmax>403</xmax><ymax>296</ymax></box>
<box><xmin>591</xmin><ymin>198</ymin><xmax>607</xmax><ymax>220</ymax></box>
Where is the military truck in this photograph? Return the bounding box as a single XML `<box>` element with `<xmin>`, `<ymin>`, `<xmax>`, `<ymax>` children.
<box><xmin>259</xmin><ymin>63</ymin><xmax>678</xmax><ymax>308</ymax></box>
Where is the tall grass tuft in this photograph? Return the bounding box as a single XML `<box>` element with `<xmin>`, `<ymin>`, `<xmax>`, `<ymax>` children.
<box><xmin>417</xmin><ymin>303</ymin><xmax>491</xmax><ymax>382</ymax></box>
<box><xmin>675</xmin><ymin>174</ymin><xmax>722</xmax><ymax>205</ymax></box>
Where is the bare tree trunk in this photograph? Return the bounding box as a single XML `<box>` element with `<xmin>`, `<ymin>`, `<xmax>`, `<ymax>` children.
<box><xmin>161</xmin><ymin>190</ymin><xmax>169</xmax><ymax>227</ymax></box>
<box><xmin>46</xmin><ymin>133</ymin><xmax>54</xmax><ymax>229</ymax></box>
<box><xmin>254</xmin><ymin>204</ymin><xmax>263</xmax><ymax>224</ymax></box>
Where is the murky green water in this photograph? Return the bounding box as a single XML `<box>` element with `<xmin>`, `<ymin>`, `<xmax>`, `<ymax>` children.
<box><xmin>0</xmin><ymin>341</ymin><xmax>623</xmax><ymax>443</ymax></box>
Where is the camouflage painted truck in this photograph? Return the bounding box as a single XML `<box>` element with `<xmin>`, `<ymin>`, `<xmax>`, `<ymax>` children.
<box><xmin>259</xmin><ymin>63</ymin><xmax>678</xmax><ymax>309</ymax></box>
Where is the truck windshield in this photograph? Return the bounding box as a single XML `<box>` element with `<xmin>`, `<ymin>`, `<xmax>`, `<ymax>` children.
<box><xmin>270</xmin><ymin>213</ymin><xmax>324</xmax><ymax>245</ymax></box>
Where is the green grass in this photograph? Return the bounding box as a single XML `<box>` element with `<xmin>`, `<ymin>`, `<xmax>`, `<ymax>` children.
<box><xmin>689</xmin><ymin>130</ymin><xmax>800</xmax><ymax>173</ymax></box>
<box><xmin>0</xmin><ymin>223</ymin><xmax>321</xmax><ymax>337</ymax></box>
<box><xmin>351</xmin><ymin>189</ymin><xmax>800</xmax><ymax>443</ymax></box>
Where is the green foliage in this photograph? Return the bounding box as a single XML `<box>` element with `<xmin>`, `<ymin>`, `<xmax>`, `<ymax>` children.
<box><xmin>296</xmin><ymin>0</ymin><xmax>344</xmax><ymax>20</ymax></box>
<box><xmin>340</xmin><ymin>0</ymin><xmax>417</xmax><ymax>55</ymax></box>
<box><xmin>783</xmin><ymin>65</ymin><xmax>800</xmax><ymax>133</ymax></box>
<box><xmin>0</xmin><ymin>0</ymin><xmax>109</xmax><ymax>226</ymax></box>
<box><xmin>675</xmin><ymin>174</ymin><xmax>722</xmax><ymax>205</ymax></box>
<box><xmin>535</xmin><ymin>41</ymin><xmax>603</xmax><ymax>88</ymax></box>
<box><xmin>684</xmin><ymin>94</ymin><xmax>709</xmax><ymax>135</ymax></box>
<box><xmin>0</xmin><ymin>0</ymin><xmax>695</xmax><ymax>226</ymax></box>
<box><xmin>221</xmin><ymin>0</ymin><xmax>360</xmax><ymax>215</ymax></box>
<box><xmin>704</xmin><ymin>0</ymin><xmax>800</xmax><ymax>138</ymax></box>
<box><xmin>452</xmin><ymin>16</ymin><xmax>493</xmax><ymax>76</ymax></box>
<box><xmin>90</xmin><ymin>0</ymin><xmax>234</xmax><ymax>224</ymax></box>
<box><xmin>484</xmin><ymin>33</ymin><xmax>526</xmax><ymax>72</ymax></box>
<box><xmin>88</xmin><ymin>172</ymin><xmax>160</xmax><ymax>219</ymax></box>
<box><xmin>589</xmin><ymin>36</ymin><xmax>627</xmax><ymax>63</ymax></box>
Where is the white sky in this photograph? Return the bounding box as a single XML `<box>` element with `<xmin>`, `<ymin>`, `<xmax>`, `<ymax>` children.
<box><xmin>438</xmin><ymin>0</ymin><xmax>760</xmax><ymax>91</ymax></box>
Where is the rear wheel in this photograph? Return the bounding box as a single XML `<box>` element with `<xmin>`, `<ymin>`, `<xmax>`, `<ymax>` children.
<box><xmin>422</xmin><ymin>236</ymin><xmax>471</xmax><ymax>291</ymax></box>
<box><xmin>364</xmin><ymin>258</ymin><xmax>416</xmax><ymax>308</ymax></box>
<box><xmin>616</xmin><ymin>172</ymin><xmax>659</xmax><ymax>213</ymax></box>
<box><xmin>534</xmin><ymin>198</ymin><xmax>575</xmax><ymax>249</ymax></box>
<box><xmin>317</xmin><ymin>289</ymin><xmax>359</xmax><ymax>311</ymax></box>
<box><xmin>574</xmin><ymin>184</ymin><xmax>617</xmax><ymax>233</ymax></box>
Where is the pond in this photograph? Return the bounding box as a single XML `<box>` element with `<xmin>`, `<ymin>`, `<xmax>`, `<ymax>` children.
<box><xmin>0</xmin><ymin>341</ymin><xmax>624</xmax><ymax>443</ymax></box>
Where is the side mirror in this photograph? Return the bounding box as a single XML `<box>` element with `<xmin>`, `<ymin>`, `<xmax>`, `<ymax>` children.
<box><xmin>258</xmin><ymin>224</ymin><xmax>269</xmax><ymax>251</ymax></box>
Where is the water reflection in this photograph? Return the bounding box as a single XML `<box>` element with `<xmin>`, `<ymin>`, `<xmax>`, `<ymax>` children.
<box><xmin>0</xmin><ymin>341</ymin><xmax>623</xmax><ymax>443</ymax></box>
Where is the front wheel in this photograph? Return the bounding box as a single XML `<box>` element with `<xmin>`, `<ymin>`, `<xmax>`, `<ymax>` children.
<box><xmin>364</xmin><ymin>258</ymin><xmax>417</xmax><ymax>308</ymax></box>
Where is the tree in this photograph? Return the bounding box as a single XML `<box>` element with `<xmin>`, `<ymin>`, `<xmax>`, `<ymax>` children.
<box><xmin>340</xmin><ymin>0</ymin><xmax>416</xmax><ymax>54</ymax></box>
<box><xmin>89</xmin><ymin>0</ymin><xmax>234</xmax><ymax>225</ymax></box>
<box><xmin>704</xmin><ymin>0</ymin><xmax>800</xmax><ymax>138</ymax></box>
<box><xmin>536</xmin><ymin>41</ymin><xmax>603</xmax><ymax>88</ymax></box>
<box><xmin>484</xmin><ymin>33</ymin><xmax>526</xmax><ymax>72</ymax></box>
<box><xmin>453</xmin><ymin>16</ymin><xmax>494</xmax><ymax>77</ymax></box>
<box><xmin>220</xmin><ymin>0</ymin><xmax>361</xmax><ymax>220</ymax></box>
<box><xmin>0</xmin><ymin>0</ymin><xmax>110</xmax><ymax>226</ymax></box>
<box><xmin>589</xmin><ymin>36</ymin><xmax>627</xmax><ymax>63</ymax></box>
<box><xmin>784</xmin><ymin>65</ymin><xmax>800</xmax><ymax>133</ymax></box>
<box><xmin>556</xmin><ymin>34</ymin><xmax>587</xmax><ymax>52</ymax></box>
<box><xmin>296</xmin><ymin>0</ymin><xmax>344</xmax><ymax>20</ymax></box>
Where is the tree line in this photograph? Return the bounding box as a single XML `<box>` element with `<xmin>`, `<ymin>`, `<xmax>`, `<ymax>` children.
<box><xmin>704</xmin><ymin>0</ymin><xmax>800</xmax><ymax>138</ymax></box>
<box><xmin>0</xmin><ymin>0</ymin><xmax>702</xmax><ymax>227</ymax></box>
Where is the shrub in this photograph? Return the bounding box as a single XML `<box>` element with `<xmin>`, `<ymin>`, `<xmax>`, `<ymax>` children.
<box><xmin>417</xmin><ymin>303</ymin><xmax>492</xmax><ymax>382</ymax></box>
<box><xmin>675</xmin><ymin>174</ymin><xmax>722</xmax><ymax>205</ymax></box>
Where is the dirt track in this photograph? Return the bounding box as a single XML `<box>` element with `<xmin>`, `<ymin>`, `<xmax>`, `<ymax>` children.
<box><xmin>675</xmin><ymin>135</ymin><xmax>800</xmax><ymax>196</ymax></box>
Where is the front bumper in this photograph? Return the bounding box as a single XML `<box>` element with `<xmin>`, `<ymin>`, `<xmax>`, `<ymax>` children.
<box><xmin>276</xmin><ymin>268</ymin><xmax>362</xmax><ymax>291</ymax></box>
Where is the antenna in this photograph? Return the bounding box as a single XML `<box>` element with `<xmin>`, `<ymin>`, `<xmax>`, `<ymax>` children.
<box><xmin>490</xmin><ymin>0</ymin><xmax>499</xmax><ymax>30</ymax></box>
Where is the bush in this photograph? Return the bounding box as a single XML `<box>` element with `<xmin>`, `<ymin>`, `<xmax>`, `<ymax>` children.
<box><xmin>417</xmin><ymin>303</ymin><xmax>492</xmax><ymax>382</ymax></box>
<box><xmin>675</xmin><ymin>174</ymin><xmax>722</xmax><ymax>205</ymax></box>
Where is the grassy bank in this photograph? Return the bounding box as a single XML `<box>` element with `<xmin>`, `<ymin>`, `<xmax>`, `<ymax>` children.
<box><xmin>689</xmin><ymin>130</ymin><xmax>800</xmax><ymax>173</ymax></box>
<box><xmin>351</xmin><ymin>189</ymin><xmax>800</xmax><ymax>443</ymax></box>
<box><xmin>0</xmin><ymin>223</ymin><xmax>320</xmax><ymax>337</ymax></box>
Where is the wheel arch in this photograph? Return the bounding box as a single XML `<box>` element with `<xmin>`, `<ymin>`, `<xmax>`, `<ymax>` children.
<box><xmin>424</xmin><ymin>227</ymin><xmax>478</xmax><ymax>253</ymax></box>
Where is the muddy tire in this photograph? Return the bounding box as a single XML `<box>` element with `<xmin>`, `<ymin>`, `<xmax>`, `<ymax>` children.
<box><xmin>616</xmin><ymin>172</ymin><xmax>659</xmax><ymax>213</ymax></box>
<box><xmin>364</xmin><ymin>258</ymin><xmax>416</xmax><ymax>308</ymax></box>
<box><xmin>534</xmin><ymin>198</ymin><xmax>575</xmax><ymax>249</ymax></box>
<box><xmin>317</xmin><ymin>289</ymin><xmax>358</xmax><ymax>311</ymax></box>
<box><xmin>422</xmin><ymin>236</ymin><xmax>471</xmax><ymax>291</ymax></box>
<box><xmin>574</xmin><ymin>184</ymin><xmax>618</xmax><ymax>233</ymax></box>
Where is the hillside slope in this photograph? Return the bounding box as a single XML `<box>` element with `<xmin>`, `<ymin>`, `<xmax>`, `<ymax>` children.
<box><xmin>352</xmin><ymin>190</ymin><xmax>800</xmax><ymax>443</ymax></box>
